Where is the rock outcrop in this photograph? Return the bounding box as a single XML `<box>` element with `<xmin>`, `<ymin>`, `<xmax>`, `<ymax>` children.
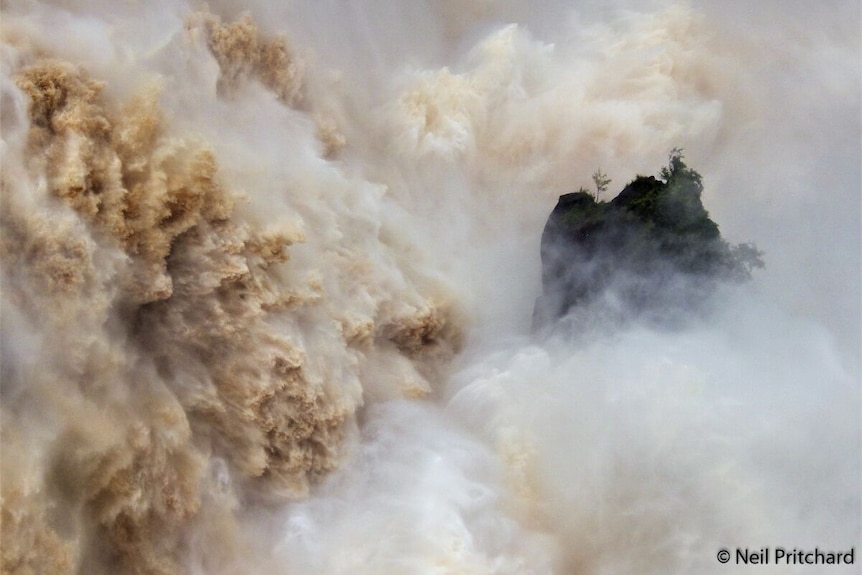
<box><xmin>534</xmin><ymin>153</ymin><xmax>763</xmax><ymax>328</ymax></box>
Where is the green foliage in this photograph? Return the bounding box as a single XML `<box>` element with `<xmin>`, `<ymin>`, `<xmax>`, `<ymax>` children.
<box><xmin>550</xmin><ymin>149</ymin><xmax>764</xmax><ymax>283</ymax></box>
<box><xmin>660</xmin><ymin>148</ymin><xmax>701</xmax><ymax>188</ymax></box>
<box><xmin>559</xmin><ymin>189</ymin><xmax>603</xmax><ymax>229</ymax></box>
<box><xmin>652</xmin><ymin>150</ymin><xmax>715</xmax><ymax>240</ymax></box>
<box><xmin>592</xmin><ymin>169</ymin><xmax>611</xmax><ymax>201</ymax></box>
<box><xmin>728</xmin><ymin>241</ymin><xmax>765</xmax><ymax>278</ymax></box>
<box><xmin>537</xmin><ymin>149</ymin><xmax>766</xmax><ymax>323</ymax></box>
<box><xmin>614</xmin><ymin>175</ymin><xmax>665</xmax><ymax>222</ymax></box>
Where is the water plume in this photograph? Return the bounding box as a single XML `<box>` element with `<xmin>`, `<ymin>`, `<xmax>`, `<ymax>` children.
<box><xmin>1</xmin><ymin>2</ymin><xmax>858</xmax><ymax>575</ymax></box>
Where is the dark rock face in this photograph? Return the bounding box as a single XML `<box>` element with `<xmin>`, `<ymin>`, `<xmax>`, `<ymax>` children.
<box><xmin>533</xmin><ymin>155</ymin><xmax>763</xmax><ymax>329</ymax></box>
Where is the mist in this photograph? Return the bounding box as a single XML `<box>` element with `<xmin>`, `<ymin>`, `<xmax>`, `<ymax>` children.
<box><xmin>1</xmin><ymin>1</ymin><xmax>859</xmax><ymax>574</ymax></box>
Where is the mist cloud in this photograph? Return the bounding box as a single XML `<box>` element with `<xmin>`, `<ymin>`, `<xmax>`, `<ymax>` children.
<box><xmin>1</xmin><ymin>2</ymin><xmax>858</xmax><ymax>574</ymax></box>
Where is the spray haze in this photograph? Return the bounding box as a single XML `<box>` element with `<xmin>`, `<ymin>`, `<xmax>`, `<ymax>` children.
<box><xmin>1</xmin><ymin>1</ymin><xmax>859</xmax><ymax>574</ymax></box>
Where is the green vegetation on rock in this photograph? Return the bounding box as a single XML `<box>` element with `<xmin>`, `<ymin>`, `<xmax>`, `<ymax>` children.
<box><xmin>534</xmin><ymin>150</ymin><xmax>764</xmax><ymax>327</ymax></box>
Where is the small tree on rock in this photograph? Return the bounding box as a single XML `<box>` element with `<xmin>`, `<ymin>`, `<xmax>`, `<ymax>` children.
<box><xmin>592</xmin><ymin>169</ymin><xmax>611</xmax><ymax>201</ymax></box>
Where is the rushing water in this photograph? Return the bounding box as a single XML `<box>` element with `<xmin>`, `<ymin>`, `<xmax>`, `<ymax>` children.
<box><xmin>1</xmin><ymin>2</ymin><xmax>859</xmax><ymax>574</ymax></box>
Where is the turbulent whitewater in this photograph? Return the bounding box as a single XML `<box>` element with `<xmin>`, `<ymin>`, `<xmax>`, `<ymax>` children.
<box><xmin>1</xmin><ymin>2</ymin><xmax>859</xmax><ymax>574</ymax></box>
